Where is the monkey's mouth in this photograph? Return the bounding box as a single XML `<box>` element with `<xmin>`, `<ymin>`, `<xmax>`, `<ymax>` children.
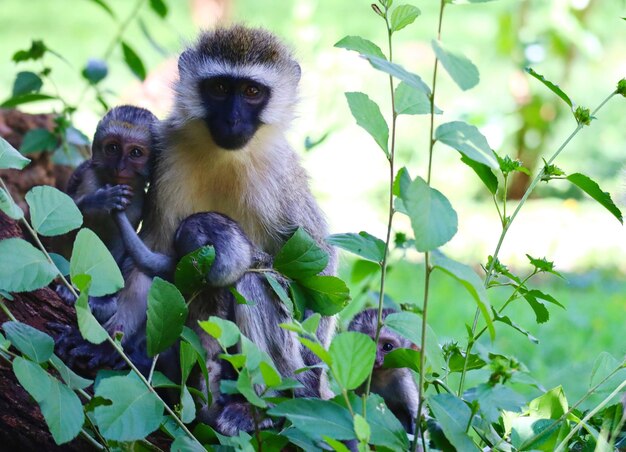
<box><xmin>206</xmin><ymin>120</ymin><xmax>256</xmax><ymax>151</ymax></box>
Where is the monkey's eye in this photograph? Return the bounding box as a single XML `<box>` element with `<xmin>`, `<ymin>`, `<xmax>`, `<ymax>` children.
<box><xmin>129</xmin><ymin>148</ymin><xmax>144</xmax><ymax>158</ymax></box>
<box><xmin>382</xmin><ymin>342</ymin><xmax>394</xmax><ymax>352</ymax></box>
<box><xmin>104</xmin><ymin>143</ymin><xmax>120</xmax><ymax>156</ymax></box>
<box><xmin>244</xmin><ymin>85</ymin><xmax>261</xmax><ymax>98</ymax></box>
<box><xmin>207</xmin><ymin>80</ymin><xmax>229</xmax><ymax>97</ymax></box>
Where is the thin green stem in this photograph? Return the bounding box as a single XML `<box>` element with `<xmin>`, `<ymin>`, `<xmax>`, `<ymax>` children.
<box><xmin>457</xmin><ymin>90</ymin><xmax>617</xmax><ymax>395</ymax></box>
<box><xmin>364</xmin><ymin>6</ymin><xmax>397</xmax><ymax>398</ymax></box>
<box><xmin>413</xmin><ymin>3</ymin><xmax>445</xmax><ymax>452</ymax></box>
<box><xmin>0</xmin><ymin>299</ymin><xmax>17</xmax><ymax>322</ymax></box>
<box><xmin>80</xmin><ymin>428</ymin><xmax>106</xmax><ymax>450</ymax></box>
<box><xmin>147</xmin><ymin>355</ymin><xmax>159</xmax><ymax>384</ymax></box>
<box><xmin>520</xmin><ymin>361</ymin><xmax>625</xmax><ymax>449</ymax></box>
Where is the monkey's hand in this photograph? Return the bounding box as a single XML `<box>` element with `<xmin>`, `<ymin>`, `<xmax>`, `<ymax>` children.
<box><xmin>54</xmin><ymin>284</ymin><xmax>77</xmax><ymax>306</ymax></box>
<box><xmin>92</xmin><ymin>184</ymin><xmax>134</xmax><ymax>212</ymax></box>
<box><xmin>214</xmin><ymin>401</ymin><xmax>275</xmax><ymax>435</ymax></box>
<box><xmin>50</xmin><ymin>323</ymin><xmax>126</xmax><ymax>374</ymax></box>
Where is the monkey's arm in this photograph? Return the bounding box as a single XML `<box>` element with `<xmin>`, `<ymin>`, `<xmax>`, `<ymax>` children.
<box><xmin>112</xmin><ymin>210</ymin><xmax>174</xmax><ymax>279</ymax></box>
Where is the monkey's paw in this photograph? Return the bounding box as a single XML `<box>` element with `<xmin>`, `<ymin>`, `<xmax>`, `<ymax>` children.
<box><xmin>54</xmin><ymin>284</ymin><xmax>77</xmax><ymax>306</ymax></box>
<box><xmin>95</xmin><ymin>184</ymin><xmax>134</xmax><ymax>212</ymax></box>
<box><xmin>215</xmin><ymin>401</ymin><xmax>275</xmax><ymax>436</ymax></box>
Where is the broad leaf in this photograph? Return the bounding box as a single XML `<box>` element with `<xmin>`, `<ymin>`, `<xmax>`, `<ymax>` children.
<box><xmin>460</xmin><ymin>155</ymin><xmax>498</xmax><ymax>194</ymax></box>
<box><xmin>180</xmin><ymin>385</ymin><xmax>196</xmax><ymax>423</ymax></box>
<box><xmin>329</xmin><ymin>332</ymin><xmax>376</xmax><ymax>390</ymax></box>
<box><xmin>121</xmin><ymin>41</ymin><xmax>146</xmax><ymax>80</ymax></box>
<box><xmin>356</xmin><ymin>393</ymin><xmax>410</xmax><ymax>451</ymax></box>
<box><xmin>265</xmin><ymin>273</ymin><xmax>294</xmax><ymax>316</ymax></box>
<box><xmin>50</xmin><ymin>354</ymin><xmax>92</xmax><ymax>390</ymax></box>
<box><xmin>334</xmin><ymin>36</ymin><xmax>386</xmax><ymax>59</ymax></box>
<box><xmin>390</xmin><ymin>4</ymin><xmax>421</xmax><ymax>32</ymax></box>
<box><xmin>87</xmin><ymin>0</ymin><xmax>116</xmax><ymax>17</ymax></box>
<box><xmin>296</xmin><ymin>276</ymin><xmax>350</xmax><ymax>315</ymax></box>
<box><xmin>363</xmin><ymin>55</ymin><xmax>431</xmax><ymax>95</ymax></box>
<box><xmin>429</xmin><ymin>394</ymin><xmax>480</xmax><ymax>451</ymax></box>
<box><xmin>26</xmin><ymin>186</ymin><xmax>83</xmax><ymax>236</ymax></box>
<box><xmin>298</xmin><ymin>337</ymin><xmax>332</xmax><ymax>366</ymax></box>
<box><xmin>12</xmin><ymin>71</ymin><xmax>43</xmax><ymax>96</ymax></box>
<box><xmin>174</xmin><ymin>245</ymin><xmax>215</xmax><ymax>295</ymax></box>
<box><xmin>327</xmin><ymin>231</ymin><xmax>385</xmax><ymax>263</ymax></box>
<box><xmin>149</xmin><ymin>0</ymin><xmax>168</xmax><ymax>18</ymax></box>
<box><xmin>435</xmin><ymin>121</ymin><xmax>498</xmax><ymax>169</ymax></box>
<box><xmin>75</xmin><ymin>278</ymin><xmax>108</xmax><ymax>344</ymax></box>
<box><xmin>431</xmin><ymin>252</ymin><xmax>495</xmax><ymax>340</ymax></box>
<box><xmin>394</xmin><ymin>81</ymin><xmax>440</xmax><ymax>115</ymax></box>
<box><xmin>20</xmin><ymin>128</ymin><xmax>57</xmax><ymax>154</ymax></box>
<box><xmin>432</xmin><ymin>40</ymin><xmax>479</xmax><ymax>90</ymax></box>
<box><xmin>94</xmin><ymin>374</ymin><xmax>163</xmax><ymax>441</ymax></box>
<box><xmin>237</xmin><ymin>368</ymin><xmax>267</xmax><ymax>408</ymax></box>
<box><xmin>345</xmin><ymin>92</ymin><xmax>389</xmax><ymax>157</ymax></box>
<box><xmin>49</xmin><ymin>253</ymin><xmax>70</xmax><ymax>276</ymax></box>
<box><xmin>566</xmin><ymin>173</ymin><xmax>623</xmax><ymax>224</ymax></box>
<box><xmin>269</xmin><ymin>399</ymin><xmax>355</xmax><ymax>441</ymax></box>
<box><xmin>3</xmin><ymin>321</ymin><xmax>54</xmax><ymax>363</ymax></box>
<box><xmin>400</xmin><ymin>176</ymin><xmax>458</xmax><ymax>252</ymax></box>
<box><xmin>199</xmin><ymin>316</ymin><xmax>240</xmax><ymax>349</ymax></box>
<box><xmin>525</xmin><ymin>67</ymin><xmax>573</xmax><ymax>108</ymax></box>
<box><xmin>0</xmin><ymin>238</ymin><xmax>57</xmax><ymax>292</ymax></box>
<box><xmin>70</xmin><ymin>228</ymin><xmax>123</xmax><ymax>297</ymax></box>
<box><xmin>493</xmin><ymin>312</ymin><xmax>539</xmax><ymax>344</ymax></box>
<box><xmin>13</xmin><ymin>357</ymin><xmax>84</xmax><ymax>444</ymax></box>
<box><xmin>0</xmin><ymin>136</ymin><xmax>30</xmax><ymax>170</ymax></box>
<box><xmin>274</xmin><ymin>227</ymin><xmax>329</xmax><ymax>280</ymax></box>
<box><xmin>1</xmin><ymin>93</ymin><xmax>56</xmax><ymax>109</ymax></box>
<box><xmin>0</xmin><ymin>187</ymin><xmax>24</xmax><ymax>220</ymax></box>
<box><xmin>464</xmin><ymin>383</ymin><xmax>525</xmax><ymax>423</ymax></box>
<box><xmin>382</xmin><ymin>347</ymin><xmax>421</xmax><ymax>373</ymax></box>
<box><xmin>147</xmin><ymin>277</ymin><xmax>188</xmax><ymax>356</ymax></box>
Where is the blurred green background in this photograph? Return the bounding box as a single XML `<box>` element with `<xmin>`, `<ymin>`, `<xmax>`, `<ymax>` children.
<box><xmin>1</xmin><ymin>0</ymin><xmax>624</xmax><ymax>407</ymax></box>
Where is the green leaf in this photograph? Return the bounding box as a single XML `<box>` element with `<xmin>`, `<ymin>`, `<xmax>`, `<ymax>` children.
<box><xmin>525</xmin><ymin>67</ymin><xmax>573</xmax><ymax>108</ymax></box>
<box><xmin>171</xmin><ymin>434</ymin><xmax>205</xmax><ymax>452</ymax></box>
<box><xmin>260</xmin><ymin>361</ymin><xmax>282</xmax><ymax>387</ymax></box>
<box><xmin>70</xmin><ymin>228</ymin><xmax>124</xmax><ymax>297</ymax></box>
<box><xmin>432</xmin><ymin>40</ymin><xmax>479</xmax><ymax>90</ymax></box>
<box><xmin>94</xmin><ymin>374</ymin><xmax>163</xmax><ymax>441</ymax></box>
<box><xmin>0</xmin><ymin>238</ymin><xmax>57</xmax><ymax>292</ymax></box>
<box><xmin>493</xmin><ymin>312</ymin><xmax>539</xmax><ymax>343</ymax></box>
<box><xmin>198</xmin><ymin>316</ymin><xmax>240</xmax><ymax>349</ymax></box>
<box><xmin>324</xmin><ymin>436</ymin><xmax>351</xmax><ymax>452</ymax></box>
<box><xmin>50</xmin><ymin>354</ymin><xmax>93</xmax><ymax>390</ymax></box>
<box><xmin>520</xmin><ymin>290</ymin><xmax>549</xmax><ymax>324</ymax></box>
<box><xmin>400</xmin><ymin>176</ymin><xmax>458</xmax><ymax>252</ymax></box>
<box><xmin>1</xmin><ymin>93</ymin><xmax>56</xmax><ymax>108</ymax></box>
<box><xmin>298</xmin><ymin>337</ymin><xmax>332</xmax><ymax>365</ymax></box>
<box><xmin>49</xmin><ymin>253</ymin><xmax>70</xmax><ymax>277</ymax></box>
<box><xmin>382</xmin><ymin>347</ymin><xmax>421</xmax><ymax>373</ymax></box>
<box><xmin>121</xmin><ymin>41</ymin><xmax>147</xmax><ymax>81</ymax></box>
<box><xmin>345</xmin><ymin>92</ymin><xmax>389</xmax><ymax>157</ymax></box>
<box><xmin>149</xmin><ymin>0</ymin><xmax>168</xmax><ymax>18</ymax></box>
<box><xmin>327</xmin><ymin>231</ymin><xmax>385</xmax><ymax>263</ymax></box>
<box><xmin>265</xmin><ymin>273</ymin><xmax>294</xmax><ymax>316</ymax></box>
<box><xmin>589</xmin><ymin>352</ymin><xmax>626</xmax><ymax>390</ymax></box>
<box><xmin>302</xmin><ymin>313</ymin><xmax>321</xmax><ymax>335</ymax></box>
<box><xmin>13</xmin><ymin>357</ymin><xmax>84</xmax><ymax>444</ymax></box>
<box><xmin>0</xmin><ymin>136</ymin><xmax>30</xmax><ymax>170</ymax></box>
<box><xmin>180</xmin><ymin>385</ymin><xmax>196</xmax><ymax>423</ymax></box>
<box><xmin>268</xmin><ymin>399</ymin><xmax>355</xmax><ymax>441</ymax></box>
<box><xmin>26</xmin><ymin>186</ymin><xmax>83</xmax><ymax>236</ymax></box>
<box><xmin>353</xmin><ymin>413</ymin><xmax>371</xmax><ymax>443</ymax></box>
<box><xmin>431</xmin><ymin>252</ymin><xmax>495</xmax><ymax>340</ymax></box>
<box><xmin>334</xmin><ymin>36</ymin><xmax>386</xmax><ymax>59</ymax></box>
<box><xmin>86</xmin><ymin>0</ymin><xmax>116</xmax><ymax>17</ymax></box>
<box><xmin>0</xmin><ymin>187</ymin><xmax>24</xmax><ymax>220</ymax></box>
<box><xmin>274</xmin><ymin>228</ymin><xmax>329</xmax><ymax>280</ymax></box>
<box><xmin>363</xmin><ymin>55</ymin><xmax>431</xmax><ymax>95</ymax></box>
<box><xmin>390</xmin><ymin>4</ymin><xmax>421</xmax><ymax>32</ymax></box>
<box><xmin>12</xmin><ymin>71</ymin><xmax>43</xmax><ymax>96</ymax></box>
<box><xmin>12</xmin><ymin>40</ymin><xmax>47</xmax><ymax>62</ymax></box>
<box><xmin>429</xmin><ymin>394</ymin><xmax>480</xmax><ymax>451</ymax></box>
<box><xmin>526</xmin><ymin>254</ymin><xmax>563</xmax><ymax>278</ymax></box>
<box><xmin>435</xmin><ymin>121</ymin><xmax>498</xmax><ymax>169</ymax></box>
<box><xmin>358</xmin><ymin>393</ymin><xmax>409</xmax><ymax>450</ymax></box>
<box><xmin>82</xmin><ymin>59</ymin><xmax>108</xmax><ymax>84</ymax></box>
<box><xmin>174</xmin><ymin>245</ymin><xmax>215</xmax><ymax>295</ymax></box>
<box><xmin>297</xmin><ymin>276</ymin><xmax>351</xmax><ymax>315</ymax></box>
<box><xmin>3</xmin><ymin>321</ymin><xmax>54</xmax><ymax>363</ymax></box>
<box><xmin>147</xmin><ymin>277</ymin><xmax>188</xmax><ymax>356</ymax></box>
<box><xmin>75</xmin><ymin>278</ymin><xmax>109</xmax><ymax>344</ymax></box>
<box><xmin>20</xmin><ymin>128</ymin><xmax>57</xmax><ymax>154</ymax></box>
<box><xmin>329</xmin><ymin>332</ymin><xmax>376</xmax><ymax>390</ymax></box>
<box><xmin>460</xmin><ymin>155</ymin><xmax>498</xmax><ymax>194</ymax></box>
<box><xmin>384</xmin><ymin>311</ymin><xmax>445</xmax><ymax>372</ymax></box>
<box><xmin>566</xmin><ymin>173</ymin><xmax>623</xmax><ymax>224</ymax></box>
<box><xmin>394</xmin><ymin>81</ymin><xmax>440</xmax><ymax>115</ymax></box>
<box><xmin>464</xmin><ymin>383</ymin><xmax>525</xmax><ymax>424</ymax></box>
<box><xmin>236</xmin><ymin>368</ymin><xmax>267</xmax><ymax>408</ymax></box>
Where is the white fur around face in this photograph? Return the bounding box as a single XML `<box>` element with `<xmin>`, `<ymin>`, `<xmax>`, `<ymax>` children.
<box><xmin>173</xmin><ymin>59</ymin><xmax>299</xmax><ymax>129</ymax></box>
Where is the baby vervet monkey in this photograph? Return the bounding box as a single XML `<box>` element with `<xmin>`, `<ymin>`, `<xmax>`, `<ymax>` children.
<box><xmin>348</xmin><ymin>308</ymin><xmax>419</xmax><ymax>434</ymax></box>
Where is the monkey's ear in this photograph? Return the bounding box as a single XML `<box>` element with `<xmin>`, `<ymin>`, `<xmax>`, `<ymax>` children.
<box><xmin>293</xmin><ymin>62</ymin><xmax>302</xmax><ymax>82</ymax></box>
<box><xmin>410</xmin><ymin>343</ymin><xmax>421</xmax><ymax>352</ymax></box>
<box><xmin>178</xmin><ymin>49</ymin><xmax>194</xmax><ymax>75</ymax></box>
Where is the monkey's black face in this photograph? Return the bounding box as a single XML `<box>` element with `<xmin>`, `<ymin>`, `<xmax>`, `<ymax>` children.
<box><xmin>376</xmin><ymin>334</ymin><xmax>401</xmax><ymax>369</ymax></box>
<box><xmin>199</xmin><ymin>76</ymin><xmax>270</xmax><ymax>150</ymax></box>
